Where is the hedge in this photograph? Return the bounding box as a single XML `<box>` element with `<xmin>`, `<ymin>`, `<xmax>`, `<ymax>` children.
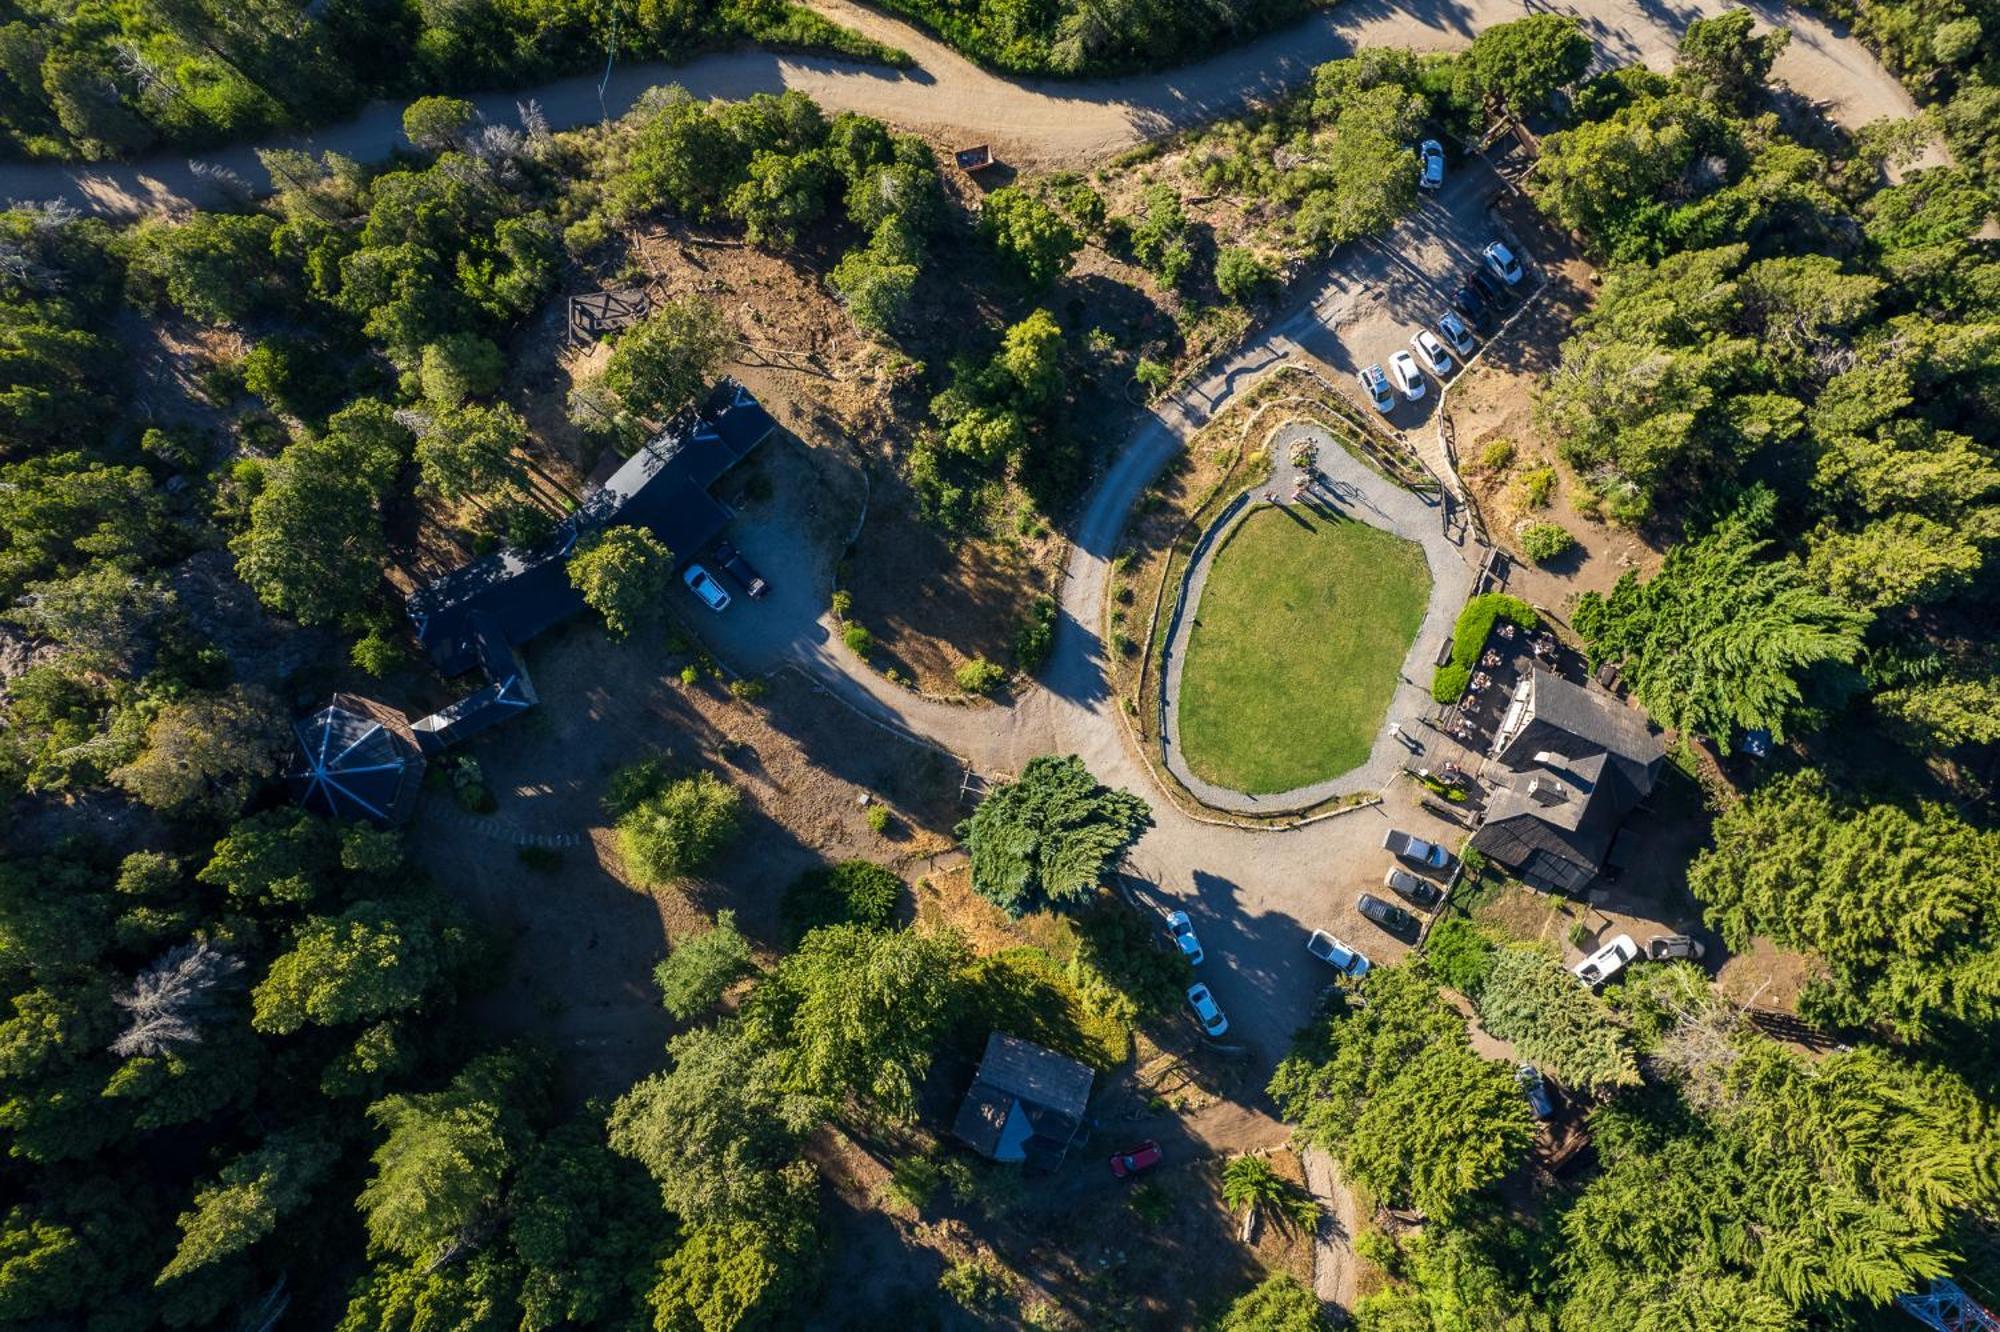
<box><xmin>1431</xmin><ymin>593</ymin><xmax>1539</xmax><ymax>703</ymax></box>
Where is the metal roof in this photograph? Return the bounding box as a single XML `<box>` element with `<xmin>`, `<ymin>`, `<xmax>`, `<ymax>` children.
<box><xmin>285</xmin><ymin>694</ymin><xmax>424</xmax><ymax>824</ymax></box>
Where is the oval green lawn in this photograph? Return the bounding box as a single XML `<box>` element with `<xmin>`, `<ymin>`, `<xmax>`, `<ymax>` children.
<box><xmin>1177</xmin><ymin>505</ymin><xmax>1431</xmax><ymax>795</ymax></box>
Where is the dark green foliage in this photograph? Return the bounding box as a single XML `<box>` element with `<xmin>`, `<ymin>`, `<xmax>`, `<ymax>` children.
<box><xmin>1220</xmin><ymin>1273</ymin><xmax>1328</xmax><ymax>1330</ymax></box>
<box><xmin>1431</xmin><ymin>594</ymin><xmax>1536</xmax><ymax>702</ymax></box>
<box><xmin>1476</xmin><ymin>946</ymin><xmax>1639</xmax><ymax>1091</ymax></box>
<box><xmin>780</xmin><ymin>860</ymin><xmax>904</xmax><ymax>942</ymax></box>
<box><xmin>1460</xmin><ymin>13</ymin><xmax>1592</xmax><ymax>113</ymax></box>
<box><xmin>978</xmin><ymin>188</ymin><xmax>1080</xmax><ymax>287</ymax></box>
<box><xmin>568</xmin><ymin>525</ymin><xmax>675</xmax><ymax>639</ymax></box>
<box><xmin>654</xmin><ymin>910</ymin><xmax>756</xmax><ymax>1021</ymax></box>
<box><xmin>1422</xmin><ymin>917</ymin><xmax>1497</xmax><ymax>997</ymax></box>
<box><xmin>1687</xmin><ymin>771</ymin><xmax>2000</xmax><ymax>1040</ymax></box>
<box><xmin>957</xmin><ymin>754</ymin><xmax>1153</xmax><ymax>916</ymax></box>
<box><xmin>1574</xmin><ymin>491</ymin><xmax>1867</xmax><ymax>743</ymax></box>
<box><xmin>1269</xmin><ymin>966</ymin><xmax>1535</xmax><ymax>1220</ymax></box>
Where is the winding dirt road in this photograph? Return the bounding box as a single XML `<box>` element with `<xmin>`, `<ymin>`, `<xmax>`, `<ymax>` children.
<box><xmin>0</xmin><ymin>0</ymin><xmax>1919</xmax><ymax>217</ymax></box>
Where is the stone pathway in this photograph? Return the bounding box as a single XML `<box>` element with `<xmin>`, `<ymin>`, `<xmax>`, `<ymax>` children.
<box><xmin>1158</xmin><ymin>420</ymin><xmax>1478</xmax><ymax>814</ymax></box>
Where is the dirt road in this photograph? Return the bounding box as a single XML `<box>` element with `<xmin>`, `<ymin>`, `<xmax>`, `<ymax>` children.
<box><xmin>0</xmin><ymin>0</ymin><xmax>1920</xmax><ymax>217</ymax></box>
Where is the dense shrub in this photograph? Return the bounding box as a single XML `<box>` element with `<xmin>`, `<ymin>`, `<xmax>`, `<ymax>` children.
<box><xmin>1013</xmin><ymin>596</ymin><xmax>1059</xmax><ymax>673</ymax></box>
<box><xmin>1431</xmin><ymin>594</ymin><xmax>1538</xmax><ymax>702</ymax></box>
<box><xmin>615</xmin><ymin>772</ymin><xmax>744</xmax><ymax>886</ymax></box>
<box><xmin>781</xmin><ymin>860</ymin><xmax>904</xmax><ymax>942</ymax></box>
<box><xmin>1424</xmin><ymin>917</ymin><xmax>1497</xmax><ymax>997</ymax></box>
<box><xmin>955</xmin><ymin>656</ymin><xmax>1008</xmax><ymax>694</ymax></box>
<box><xmin>1519</xmin><ymin>521</ymin><xmax>1577</xmax><ymax>562</ymax></box>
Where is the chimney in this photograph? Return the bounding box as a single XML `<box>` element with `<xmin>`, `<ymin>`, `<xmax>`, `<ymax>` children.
<box><xmin>1528</xmin><ymin>778</ymin><xmax>1567</xmax><ymax>805</ymax></box>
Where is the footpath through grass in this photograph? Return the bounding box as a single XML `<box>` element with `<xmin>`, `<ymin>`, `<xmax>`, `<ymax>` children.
<box><xmin>1178</xmin><ymin>505</ymin><xmax>1430</xmax><ymax>794</ymax></box>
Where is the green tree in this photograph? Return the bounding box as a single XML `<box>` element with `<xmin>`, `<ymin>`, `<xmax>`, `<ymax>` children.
<box><xmin>616</xmin><ymin>771</ymin><xmax>743</xmax><ymax>886</ymax></box>
<box><xmin>507</xmin><ymin>1116</ymin><xmax>663</xmax><ymax>1330</ymax></box>
<box><xmin>1477</xmin><ymin>946</ymin><xmax>1639</xmax><ymax>1090</ymax></box>
<box><xmin>124</xmin><ymin>212</ymin><xmax>282</xmax><ymax>325</ymax></box>
<box><xmin>829</xmin><ymin>219</ymin><xmax>920</xmax><ymax>334</ymax></box>
<box><xmin>746</xmin><ymin>923</ymin><xmax>968</xmax><ymax>1116</ymax></box>
<box><xmin>419</xmin><ymin>333</ymin><xmax>506</xmax><ymax>406</ymax></box>
<box><xmin>1463</xmin><ymin>14</ymin><xmax>1593</xmax><ymax>113</ymax></box>
<box><xmin>601</xmin><ymin>296</ymin><xmax>731</xmax><ymax>420</ymax></box>
<box><xmin>1876</xmin><ymin>673</ymin><xmax>2000</xmax><ymax>749</ymax></box>
<box><xmin>109</xmin><ymin>684</ymin><xmax>288</xmax><ymax>818</ymax></box>
<box><xmin>1687</xmin><ymin>771</ymin><xmax>1999</xmax><ymax>1039</ymax></box>
<box><xmin>995</xmin><ymin>308</ymin><xmax>1065</xmax><ymax>407</ymax></box>
<box><xmin>655</xmin><ymin>910</ymin><xmax>756</xmax><ymax>1020</ymax></box>
<box><xmin>416</xmin><ymin>402</ymin><xmax>526</xmax><ymax>507</ymax></box>
<box><xmin>1675</xmin><ymin>9</ymin><xmax>1790</xmax><ymax>108</ymax></box>
<box><xmin>608</xmin><ymin>1023</ymin><xmax>803</xmax><ymax>1225</ymax></box>
<box><xmin>780</xmin><ymin>860</ymin><xmax>903</xmax><ymax>942</ymax></box>
<box><xmin>251</xmin><ymin>896</ymin><xmax>468</xmax><ymax>1034</ymax></box>
<box><xmin>1269</xmin><ymin>967</ymin><xmax>1533</xmax><ymax>1221</ymax></box>
<box><xmin>231</xmin><ymin>432</ymin><xmax>401</xmax><ymax>628</ymax></box>
<box><xmin>957</xmin><ymin>755</ymin><xmax>1153</xmax><ymax>916</ymax></box>
<box><xmin>728</xmin><ymin>148</ymin><xmax>833</xmax><ymax>248</ymax></box>
<box><xmin>978</xmin><ymin>188</ymin><xmax>1079</xmax><ymax>287</ymax></box>
<box><xmin>568</xmin><ymin>525</ymin><xmax>674</xmax><ymax>639</ymax></box>
<box><xmin>647</xmin><ymin>1196</ymin><xmax>819</xmax><ymax>1332</ymax></box>
<box><xmin>1215</xmin><ymin>247</ymin><xmax>1275</xmax><ymax>303</ymax></box>
<box><xmin>358</xmin><ymin>1051</ymin><xmax>545</xmax><ymax>1260</ymax></box>
<box><xmin>156</xmin><ymin>1128</ymin><xmax>339</xmax><ymax>1283</ymax></box>
<box><xmin>1220</xmin><ymin>1274</ymin><xmax>1327</xmax><ymax>1331</ymax></box>
<box><xmin>1220</xmin><ymin>1156</ymin><xmax>1318</xmax><ymax>1232</ymax></box>
<box><xmin>402</xmin><ymin>95</ymin><xmax>475</xmax><ymax>150</ymax></box>
<box><xmin>1573</xmin><ymin>491</ymin><xmax>1866</xmax><ymax>742</ymax></box>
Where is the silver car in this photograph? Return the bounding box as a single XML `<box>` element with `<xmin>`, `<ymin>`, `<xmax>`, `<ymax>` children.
<box><xmin>1418</xmin><ymin>139</ymin><xmax>1445</xmax><ymax>190</ymax></box>
<box><xmin>682</xmin><ymin>564</ymin><xmax>731</xmax><ymax>612</ymax></box>
<box><xmin>1437</xmin><ymin>311</ymin><xmax>1477</xmax><ymax>357</ymax></box>
<box><xmin>1306</xmin><ymin>929</ymin><xmax>1371</xmax><ymax>979</ymax></box>
<box><xmin>1410</xmin><ymin>329</ymin><xmax>1455</xmax><ymax>376</ymax></box>
<box><xmin>1483</xmin><ymin>240</ymin><xmax>1525</xmax><ymax>286</ymax></box>
<box><xmin>1186</xmin><ymin>982</ymin><xmax>1228</xmax><ymax>1037</ymax></box>
<box><xmin>1358</xmin><ymin>363</ymin><xmax>1396</xmax><ymax>415</ymax></box>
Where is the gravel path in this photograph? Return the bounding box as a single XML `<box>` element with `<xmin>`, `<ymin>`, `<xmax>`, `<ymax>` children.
<box><xmin>0</xmin><ymin>0</ymin><xmax>1923</xmax><ymax>216</ymax></box>
<box><xmin>1157</xmin><ymin>422</ymin><xmax>1475</xmax><ymax>813</ymax></box>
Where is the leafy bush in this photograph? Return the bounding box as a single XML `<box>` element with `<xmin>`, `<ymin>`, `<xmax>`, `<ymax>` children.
<box><xmin>781</xmin><ymin>860</ymin><xmax>903</xmax><ymax>943</ymax></box>
<box><xmin>842</xmin><ymin>622</ymin><xmax>876</xmax><ymax>657</ymax></box>
<box><xmin>1424</xmin><ymin>917</ymin><xmax>1497</xmax><ymax>997</ymax></box>
<box><xmin>1522</xmin><ymin>466</ymin><xmax>1557</xmax><ymax>508</ymax></box>
<box><xmin>956</xmin><ymin>656</ymin><xmax>1008</xmax><ymax>694</ymax></box>
<box><xmin>1520</xmin><ymin>521</ymin><xmax>1577</xmax><ymax>562</ymax></box>
<box><xmin>615</xmin><ymin>771</ymin><xmax>743</xmax><ymax>886</ymax></box>
<box><xmin>886</xmin><ymin>1155</ymin><xmax>942</xmax><ymax>1211</ymax></box>
<box><xmin>602</xmin><ymin>754</ymin><xmax>674</xmax><ymax>819</ymax></box>
<box><xmin>1013</xmin><ymin>596</ymin><xmax>1059</xmax><ymax>673</ymax></box>
<box><xmin>1479</xmin><ymin>439</ymin><xmax>1517</xmax><ymax>472</ymax></box>
<box><xmin>940</xmin><ymin>1256</ymin><xmax>1011</xmax><ymax>1310</ymax></box>
<box><xmin>653</xmin><ymin>909</ymin><xmax>755</xmax><ymax>1019</ymax></box>
<box><xmin>1431</xmin><ymin>593</ymin><xmax>1539</xmax><ymax>701</ymax></box>
<box><xmin>864</xmin><ymin>803</ymin><xmax>891</xmax><ymax>834</ymax></box>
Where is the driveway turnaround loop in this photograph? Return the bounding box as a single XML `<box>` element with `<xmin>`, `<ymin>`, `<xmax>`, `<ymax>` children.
<box><xmin>1160</xmin><ymin>423</ymin><xmax>1474</xmax><ymax>814</ymax></box>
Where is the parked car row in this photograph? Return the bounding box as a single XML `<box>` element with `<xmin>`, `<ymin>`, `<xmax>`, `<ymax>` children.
<box><xmin>1357</xmin><ymin>241</ymin><xmax>1529</xmax><ymax>417</ymax></box>
<box><xmin>681</xmin><ymin>540</ymin><xmax>771</xmax><ymax>614</ymax></box>
<box><xmin>1573</xmin><ymin>932</ymin><xmax>1708</xmax><ymax>990</ymax></box>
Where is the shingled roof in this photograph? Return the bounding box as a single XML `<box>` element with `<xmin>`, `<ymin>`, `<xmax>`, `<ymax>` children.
<box><xmin>952</xmin><ymin>1033</ymin><xmax>1095</xmax><ymax>1165</ymax></box>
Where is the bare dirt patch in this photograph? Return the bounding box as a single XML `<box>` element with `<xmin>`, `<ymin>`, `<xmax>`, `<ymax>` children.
<box><xmin>1447</xmin><ymin>191</ymin><xmax>1667</xmax><ymax>610</ymax></box>
<box><xmin>411</xmin><ymin>621</ymin><xmax>960</xmax><ymax>1102</ymax></box>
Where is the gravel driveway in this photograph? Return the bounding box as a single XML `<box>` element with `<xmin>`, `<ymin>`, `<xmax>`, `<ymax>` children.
<box><xmin>0</xmin><ymin>0</ymin><xmax>1924</xmax><ymax>216</ymax></box>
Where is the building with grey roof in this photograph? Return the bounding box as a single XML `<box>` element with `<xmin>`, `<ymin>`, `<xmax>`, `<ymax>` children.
<box><xmin>1470</xmin><ymin>669</ymin><xmax>1666</xmax><ymax>894</ymax></box>
<box><xmin>953</xmin><ymin>1033</ymin><xmax>1095</xmax><ymax>1167</ymax></box>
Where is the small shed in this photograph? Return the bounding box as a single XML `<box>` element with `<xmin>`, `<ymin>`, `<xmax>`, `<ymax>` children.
<box><xmin>953</xmin><ymin>1033</ymin><xmax>1094</xmax><ymax>1167</ymax></box>
<box><xmin>954</xmin><ymin>144</ymin><xmax>996</xmax><ymax>173</ymax></box>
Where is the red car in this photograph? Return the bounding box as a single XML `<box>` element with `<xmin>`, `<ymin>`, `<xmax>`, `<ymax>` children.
<box><xmin>1110</xmin><ymin>1141</ymin><xmax>1163</xmax><ymax>1178</ymax></box>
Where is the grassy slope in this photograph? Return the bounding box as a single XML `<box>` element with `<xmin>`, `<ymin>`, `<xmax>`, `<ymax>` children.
<box><xmin>1178</xmin><ymin>506</ymin><xmax>1429</xmax><ymax>794</ymax></box>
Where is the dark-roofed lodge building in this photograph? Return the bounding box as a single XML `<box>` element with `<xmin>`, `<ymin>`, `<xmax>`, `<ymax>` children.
<box><xmin>285</xmin><ymin>381</ymin><xmax>777</xmax><ymax>824</ymax></box>
<box><xmin>953</xmin><ymin>1033</ymin><xmax>1095</xmax><ymax>1168</ymax></box>
<box><xmin>1469</xmin><ymin>668</ymin><xmax>1667</xmax><ymax>894</ymax></box>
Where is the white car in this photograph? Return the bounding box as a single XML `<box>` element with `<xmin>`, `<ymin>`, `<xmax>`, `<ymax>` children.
<box><xmin>682</xmin><ymin>564</ymin><xmax>731</xmax><ymax>612</ymax></box>
<box><xmin>1387</xmin><ymin>350</ymin><xmax>1426</xmax><ymax>402</ymax></box>
<box><xmin>1186</xmin><ymin>982</ymin><xmax>1229</xmax><ymax>1037</ymax></box>
<box><xmin>1483</xmin><ymin>240</ymin><xmax>1525</xmax><ymax>286</ymax></box>
<box><xmin>1417</xmin><ymin>139</ymin><xmax>1445</xmax><ymax>191</ymax></box>
<box><xmin>1306</xmin><ymin>929</ymin><xmax>1371</xmax><ymax>979</ymax></box>
<box><xmin>1437</xmin><ymin>311</ymin><xmax>1477</xmax><ymax>357</ymax></box>
<box><xmin>1358</xmin><ymin>363</ymin><xmax>1396</xmax><ymax>415</ymax></box>
<box><xmin>1573</xmin><ymin>934</ymin><xmax>1639</xmax><ymax>989</ymax></box>
<box><xmin>1410</xmin><ymin>329</ymin><xmax>1455</xmax><ymax>376</ymax></box>
<box><xmin>1165</xmin><ymin>910</ymin><xmax>1204</xmax><ymax>966</ymax></box>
